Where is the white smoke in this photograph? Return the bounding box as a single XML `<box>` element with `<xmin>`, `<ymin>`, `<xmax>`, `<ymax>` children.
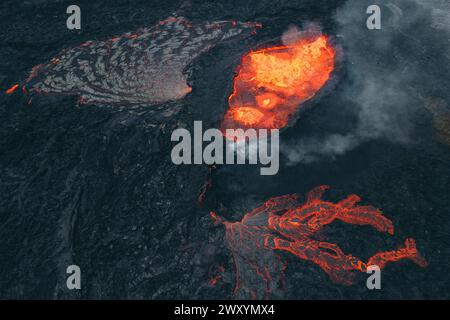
<box><xmin>281</xmin><ymin>23</ymin><xmax>322</xmax><ymax>46</ymax></box>
<box><xmin>282</xmin><ymin>0</ymin><xmax>450</xmax><ymax>165</ymax></box>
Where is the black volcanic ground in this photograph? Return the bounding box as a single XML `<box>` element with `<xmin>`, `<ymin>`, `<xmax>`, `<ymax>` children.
<box><xmin>0</xmin><ymin>0</ymin><xmax>449</xmax><ymax>299</ymax></box>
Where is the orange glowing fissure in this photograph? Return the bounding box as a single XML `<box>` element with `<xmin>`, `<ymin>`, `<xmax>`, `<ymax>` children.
<box><xmin>222</xmin><ymin>35</ymin><xmax>335</xmax><ymax>133</ymax></box>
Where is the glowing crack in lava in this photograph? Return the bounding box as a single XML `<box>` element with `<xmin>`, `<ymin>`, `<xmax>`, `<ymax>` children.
<box><xmin>211</xmin><ymin>185</ymin><xmax>427</xmax><ymax>299</ymax></box>
<box><xmin>221</xmin><ymin>34</ymin><xmax>335</xmax><ymax>132</ymax></box>
<box><xmin>24</xmin><ymin>16</ymin><xmax>260</xmax><ymax>105</ymax></box>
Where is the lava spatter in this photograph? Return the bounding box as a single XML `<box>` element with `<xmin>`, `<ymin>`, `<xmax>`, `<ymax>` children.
<box><xmin>221</xmin><ymin>34</ymin><xmax>335</xmax><ymax>133</ymax></box>
<box><xmin>212</xmin><ymin>186</ymin><xmax>427</xmax><ymax>298</ymax></box>
<box><xmin>24</xmin><ymin>16</ymin><xmax>260</xmax><ymax>106</ymax></box>
<box><xmin>5</xmin><ymin>84</ymin><xmax>20</xmax><ymax>95</ymax></box>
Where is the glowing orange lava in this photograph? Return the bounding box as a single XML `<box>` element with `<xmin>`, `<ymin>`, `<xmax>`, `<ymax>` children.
<box><xmin>5</xmin><ymin>84</ymin><xmax>19</xmax><ymax>95</ymax></box>
<box><xmin>212</xmin><ymin>186</ymin><xmax>427</xmax><ymax>298</ymax></box>
<box><xmin>222</xmin><ymin>35</ymin><xmax>335</xmax><ymax>133</ymax></box>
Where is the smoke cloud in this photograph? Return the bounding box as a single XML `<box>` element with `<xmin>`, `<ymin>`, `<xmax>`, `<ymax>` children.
<box><xmin>282</xmin><ymin>0</ymin><xmax>450</xmax><ymax>165</ymax></box>
<box><xmin>281</xmin><ymin>23</ymin><xmax>322</xmax><ymax>46</ymax></box>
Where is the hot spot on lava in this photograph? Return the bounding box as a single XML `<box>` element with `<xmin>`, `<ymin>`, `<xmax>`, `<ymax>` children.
<box><xmin>221</xmin><ymin>34</ymin><xmax>336</xmax><ymax>134</ymax></box>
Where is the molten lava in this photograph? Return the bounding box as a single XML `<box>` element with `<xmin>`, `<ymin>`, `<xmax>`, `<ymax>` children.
<box><xmin>5</xmin><ymin>84</ymin><xmax>19</xmax><ymax>95</ymax></box>
<box><xmin>222</xmin><ymin>35</ymin><xmax>335</xmax><ymax>133</ymax></box>
<box><xmin>23</xmin><ymin>16</ymin><xmax>260</xmax><ymax>106</ymax></box>
<box><xmin>212</xmin><ymin>186</ymin><xmax>427</xmax><ymax>299</ymax></box>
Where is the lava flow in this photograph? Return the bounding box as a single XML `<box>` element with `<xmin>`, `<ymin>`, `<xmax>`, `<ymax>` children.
<box><xmin>23</xmin><ymin>16</ymin><xmax>260</xmax><ymax>106</ymax></box>
<box><xmin>212</xmin><ymin>185</ymin><xmax>427</xmax><ymax>299</ymax></box>
<box><xmin>221</xmin><ymin>34</ymin><xmax>335</xmax><ymax>133</ymax></box>
<box><xmin>5</xmin><ymin>84</ymin><xmax>19</xmax><ymax>95</ymax></box>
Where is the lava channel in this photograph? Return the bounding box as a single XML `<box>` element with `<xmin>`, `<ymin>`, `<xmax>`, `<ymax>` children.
<box><xmin>211</xmin><ymin>185</ymin><xmax>427</xmax><ymax>299</ymax></box>
<box><xmin>221</xmin><ymin>34</ymin><xmax>336</xmax><ymax>134</ymax></box>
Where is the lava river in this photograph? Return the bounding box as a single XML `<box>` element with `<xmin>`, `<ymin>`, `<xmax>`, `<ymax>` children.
<box><xmin>212</xmin><ymin>186</ymin><xmax>427</xmax><ymax>299</ymax></box>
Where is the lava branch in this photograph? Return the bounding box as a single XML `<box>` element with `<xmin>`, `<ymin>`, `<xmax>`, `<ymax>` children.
<box><xmin>213</xmin><ymin>185</ymin><xmax>427</xmax><ymax>297</ymax></box>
